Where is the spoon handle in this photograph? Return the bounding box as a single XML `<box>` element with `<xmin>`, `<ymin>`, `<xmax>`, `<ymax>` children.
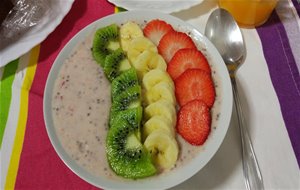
<box><xmin>231</xmin><ymin>78</ymin><xmax>264</xmax><ymax>190</ymax></box>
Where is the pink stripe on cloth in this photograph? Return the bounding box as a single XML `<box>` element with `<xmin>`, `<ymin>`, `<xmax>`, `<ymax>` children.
<box><xmin>14</xmin><ymin>0</ymin><xmax>114</xmax><ymax>189</ymax></box>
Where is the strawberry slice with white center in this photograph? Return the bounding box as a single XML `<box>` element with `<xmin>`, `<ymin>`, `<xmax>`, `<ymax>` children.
<box><xmin>177</xmin><ymin>99</ymin><xmax>211</xmax><ymax>145</ymax></box>
<box><xmin>143</xmin><ymin>19</ymin><xmax>174</xmax><ymax>46</ymax></box>
<box><xmin>158</xmin><ymin>31</ymin><xmax>197</xmax><ymax>63</ymax></box>
<box><xmin>167</xmin><ymin>48</ymin><xmax>211</xmax><ymax>80</ymax></box>
<box><xmin>175</xmin><ymin>68</ymin><xmax>215</xmax><ymax>108</ymax></box>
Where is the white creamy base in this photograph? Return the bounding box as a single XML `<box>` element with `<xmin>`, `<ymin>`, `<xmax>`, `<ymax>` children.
<box><xmin>51</xmin><ymin>30</ymin><xmax>222</xmax><ymax>180</ymax></box>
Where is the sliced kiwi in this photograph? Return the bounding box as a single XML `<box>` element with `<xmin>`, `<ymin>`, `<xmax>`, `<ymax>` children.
<box><xmin>92</xmin><ymin>24</ymin><xmax>121</xmax><ymax>67</ymax></box>
<box><xmin>111</xmin><ymin>68</ymin><xmax>139</xmax><ymax>100</ymax></box>
<box><xmin>104</xmin><ymin>48</ymin><xmax>131</xmax><ymax>81</ymax></box>
<box><xmin>110</xmin><ymin>85</ymin><xmax>142</xmax><ymax>124</ymax></box>
<box><xmin>110</xmin><ymin>106</ymin><xmax>142</xmax><ymax>129</ymax></box>
<box><xmin>111</xmin><ymin>85</ymin><xmax>141</xmax><ymax>111</ymax></box>
<box><xmin>110</xmin><ymin>106</ymin><xmax>143</xmax><ymax>141</ymax></box>
<box><xmin>106</xmin><ymin>109</ymin><xmax>156</xmax><ymax>179</ymax></box>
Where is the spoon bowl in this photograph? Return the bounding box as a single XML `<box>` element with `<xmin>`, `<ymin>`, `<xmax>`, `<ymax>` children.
<box><xmin>205</xmin><ymin>8</ymin><xmax>264</xmax><ymax>190</ymax></box>
<box><xmin>205</xmin><ymin>9</ymin><xmax>245</xmax><ymax>75</ymax></box>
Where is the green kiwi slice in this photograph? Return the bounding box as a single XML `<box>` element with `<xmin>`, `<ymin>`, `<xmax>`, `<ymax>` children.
<box><xmin>104</xmin><ymin>48</ymin><xmax>131</xmax><ymax>81</ymax></box>
<box><xmin>110</xmin><ymin>106</ymin><xmax>143</xmax><ymax>141</ymax></box>
<box><xmin>111</xmin><ymin>85</ymin><xmax>141</xmax><ymax>111</ymax></box>
<box><xmin>110</xmin><ymin>85</ymin><xmax>141</xmax><ymax>124</ymax></box>
<box><xmin>106</xmin><ymin>107</ymin><xmax>156</xmax><ymax>179</ymax></box>
<box><xmin>92</xmin><ymin>24</ymin><xmax>120</xmax><ymax>67</ymax></box>
<box><xmin>110</xmin><ymin>106</ymin><xmax>143</xmax><ymax>130</ymax></box>
<box><xmin>111</xmin><ymin>68</ymin><xmax>139</xmax><ymax>100</ymax></box>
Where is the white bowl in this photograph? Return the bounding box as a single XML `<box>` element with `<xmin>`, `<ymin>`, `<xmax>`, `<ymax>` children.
<box><xmin>44</xmin><ymin>10</ymin><xmax>233</xmax><ymax>190</ymax></box>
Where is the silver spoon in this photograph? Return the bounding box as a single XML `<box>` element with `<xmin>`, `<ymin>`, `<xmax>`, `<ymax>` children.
<box><xmin>205</xmin><ymin>8</ymin><xmax>264</xmax><ymax>190</ymax></box>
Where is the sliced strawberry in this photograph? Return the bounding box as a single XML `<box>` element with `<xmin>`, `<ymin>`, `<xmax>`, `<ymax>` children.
<box><xmin>167</xmin><ymin>48</ymin><xmax>211</xmax><ymax>80</ymax></box>
<box><xmin>177</xmin><ymin>99</ymin><xmax>211</xmax><ymax>145</ymax></box>
<box><xmin>143</xmin><ymin>19</ymin><xmax>174</xmax><ymax>46</ymax></box>
<box><xmin>158</xmin><ymin>31</ymin><xmax>197</xmax><ymax>63</ymax></box>
<box><xmin>175</xmin><ymin>68</ymin><xmax>215</xmax><ymax>107</ymax></box>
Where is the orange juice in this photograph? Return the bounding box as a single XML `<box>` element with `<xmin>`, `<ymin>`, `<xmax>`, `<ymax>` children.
<box><xmin>218</xmin><ymin>0</ymin><xmax>278</xmax><ymax>27</ymax></box>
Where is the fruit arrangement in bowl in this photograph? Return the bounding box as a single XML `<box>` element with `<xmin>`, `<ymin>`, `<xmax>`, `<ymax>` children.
<box><xmin>44</xmin><ymin>10</ymin><xmax>232</xmax><ymax>190</ymax></box>
<box><xmin>92</xmin><ymin>19</ymin><xmax>218</xmax><ymax>178</ymax></box>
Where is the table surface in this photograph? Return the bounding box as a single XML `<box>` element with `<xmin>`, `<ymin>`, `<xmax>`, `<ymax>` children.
<box><xmin>1</xmin><ymin>0</ymin><xmax>299</xmax><ymax>189</ymax></box>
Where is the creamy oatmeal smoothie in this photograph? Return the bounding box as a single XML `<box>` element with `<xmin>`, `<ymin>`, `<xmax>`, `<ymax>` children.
<box><xmin>51</xmin><ymin>26</ymin><xmax>222</xmax><ymax>180</ymax></box>
<box><xmin>52</xmin><ymin>33</ymin><xmax>115</xmax><ymax>178</ymax></box>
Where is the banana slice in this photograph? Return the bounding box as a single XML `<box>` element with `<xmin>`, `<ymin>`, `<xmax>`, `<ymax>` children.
<box><xmin>132</xmin><ymin>50</ymin><xmax>167</xmax><ymax>80</ymax></box>
<box><xmin>144</xmin><ymin>99</ymin><xmax>176</xmax><ymax>127</ymax></box>
<box><xmin>127</xmin><ymin>37</ymin><xmax>157</xmax><ymax>63</ymax></box>
<box><xmin>143</xmin><ymin>115</ymin><xmax>175</xmax><ymax>139</ymax></box>
<box><xmin>144</xmin><ymin>81</ymin><xmax>176</xmax><ymax>106</ymax></box>
<box><xmin>144</xmin><ymin>129</ymin><xmax>179</xmax><ymax>170</ymax></box>
<box><xmin>142</xmin><ymin>69</ymin><xmax>174</xmax><ymax>91</ymax></box>
<box><xmin>120</xmin><ymin>21</ymin><xmax>144</xmax><ymax>52</ymax></box>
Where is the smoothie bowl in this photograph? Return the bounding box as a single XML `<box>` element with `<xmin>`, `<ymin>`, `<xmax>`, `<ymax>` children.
<box><xmin>43</xmin><ymin>10</ymin><xmax>233</xmax><ymax>190</ymax></box>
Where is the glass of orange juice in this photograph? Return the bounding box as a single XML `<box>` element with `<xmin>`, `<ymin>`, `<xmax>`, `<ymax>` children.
<box><xmin>218</xmin><ymin>0</ymin><xmax>278</xmax><ymax>28</ymax></box>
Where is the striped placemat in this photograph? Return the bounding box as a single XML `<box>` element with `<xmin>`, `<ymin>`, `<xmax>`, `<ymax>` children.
<box><xmin>0</xmin><ymin>0</ymin><xmax>299</xmax><ymax>189</ymax></box>
<box><xmin>256</xmin><ymin>0</ymin><xmax>300</xmax><ymax>167</ymax></box>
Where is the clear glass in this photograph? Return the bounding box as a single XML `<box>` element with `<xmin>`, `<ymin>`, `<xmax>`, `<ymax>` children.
<box><xmin>218</xmin><ymin>0</ymin><xmax>278</xmax><ymax>28</ymax></box>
